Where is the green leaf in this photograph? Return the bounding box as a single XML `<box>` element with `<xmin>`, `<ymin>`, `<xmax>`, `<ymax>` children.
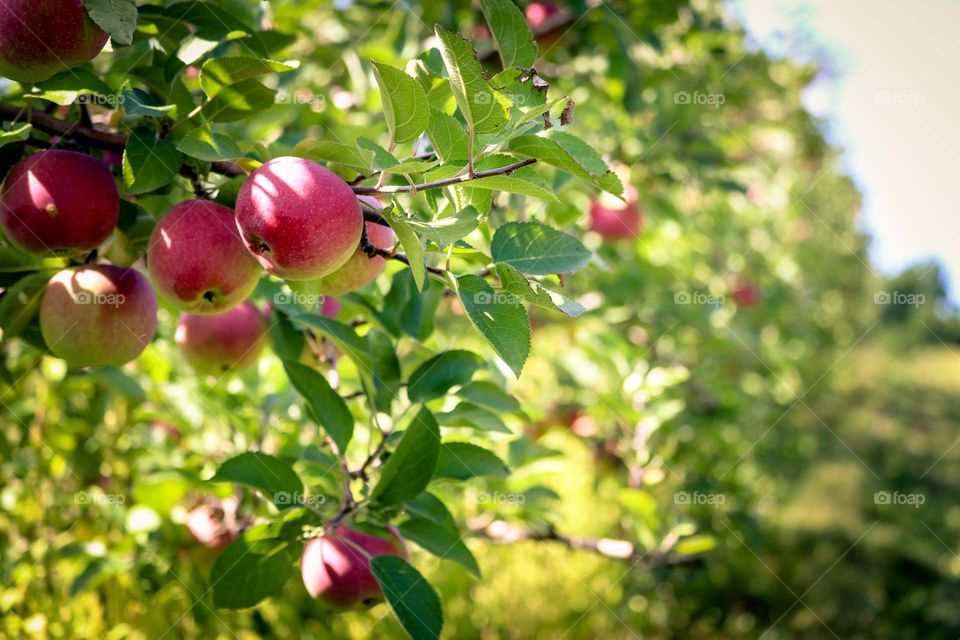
<box><xmin>176</xmin><ymin>125</ymin><xmax>242</xmax><ymax>161</ymax></box>
<box><xmin>121</xmin><ymin>87</ymin><xmax>176</xmax><ymax>118</ymax></box>
<box><xmin>491</xmin><ymin>221</ymin><xmax>591</xmax><ymax>275</ymax></box>
<box><xmin>508</xmin><ymin>132</ymin><xmax>623</xmax><ymax>196</ymax></box>
<box><xmin>211</xmin><ymin>525</ymin><xmax>293</xmax><ymax>609</ymax></box>
<box><xmin>435</xmin><ymin>26</ymin><xmax>511</xmax><ymax>135</ymax></box>
<box><xmin>293</xmin><ymin>140</ymin><xmax>372</xmax><ymax>174</ymax></box>
<box><xmin>480</xmin><ymin>0</ymin><xmax>538</xmax><ymax>68</ymax></box>
<box><xmin>356</xmin><ymin>136</ymin><xmax>400</xmax><ymax>171</ymax></box>
<box><xmin>399</xmin><ymin>517</ymin><xmax>481</xmax><ymax>577</ymax></box>
<box><xmin>466</xmin><ymin>167</ymin><xmax>558</xmax><ymax>202</ymax></box>
<box><xmin>84</xmin><ymin>0</ymin><xmax>138</xmax><ymax>46</ymax></box>
<box><xmin>28</xmin><ymin>70</ymin><xmax>114</xmax><ymax>106</ymax></box>
<box><xmin>456</xmin><ymin>275</ymin><xmax>531</xmax><ymax>377</ymax></box>
<box><xmin>383</xmin><ymin>204</ymin><xmax>426</xmax><ymax>292</ymax></box>
<box><xmin>406</xmin><ymin>206</ymin><xmax>479</xmax><ymax>249</ymax></box>
<box><xmin>436</xmin><ymin>402</ymin><xmax>510</xmax><ymax>433</ymax></box>
<box><xmin>0</xmin><ymin>123</ymin><xmax>32</xmax><ymax>148</ymax></box>
<box><xmin>371</xmin><ymin>61</ymin><xmax>430</xmax><ymax>145</ymax></box>
<box><xmin>370</xmin><ymin>408</ymin><xmax>441</xmax><ymax>506</ymax></box>
<box><xmin>434</xmin><ymin>442</ymin><xmax>510</xmax><ymax>480</ymax></box>
<box><xmin>371</xmin><ymin>555</ymin><xmax>444</xmax><ymax>640</ymax></box>
<box><xmin>404</xmin><ymin>491</ymin><xmax>457</xmax><ymax>525</ymax></box>
<box><xmin>282</xmin><ymin>361</ymin><xmax>354</xmax><ymax>455</ymax></box>
<box><xmin>122</xmin><ymin>131</ymin><xmax>183</xmax><ymax>195</ymax></box>
<box><xmin>407</xmin><ymin>350</ymin><xmax>484</xmax><ymax>403</ymax></box>
<box><xmin>496</xmin><ymin>263</ymin><xmax>586</xmax><ymax>316</ymax></box>
<box><xmin>367</xmin><ymin>329</ymin><xmax>402</xmax><ymax>413</ymax></box>
<box><xmin>200</xmin><ymin>57</ymin><xmax>299</xmax><ymax>99</ymax></box>
<box><xmin>0</xmin><ymin>272</ymin><xmax>49</xmax><ymax>339</ymax></box>
<box><xmin>425</xmin><ymin>107</ymin><xmax>469</xmax><ymax>162</ymax></box>
<box><xmin>202</xmin><ymin>78</ymin><xmax>277</xmax><ymax>123</ymax></box>
<box><xmin>457</xmin><ymin>380</ymin><xmax>521</xmax><ymax>413</ymax></box>
<box><xmin>210</xmin><ymin>452</ymin><xmax>303</xmax><ymax>509</ymax></box>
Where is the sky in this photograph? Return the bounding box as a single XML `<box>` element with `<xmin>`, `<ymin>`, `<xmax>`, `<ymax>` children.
<box><xmin>730</xmin><ymin>0</ymin><xmax>960</xmax><ymax>303</ymax></box>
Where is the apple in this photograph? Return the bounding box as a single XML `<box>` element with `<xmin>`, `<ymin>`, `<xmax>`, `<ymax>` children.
<box><xmin>590</xmin><ymin>186</ymin><xmax>643</xmax><ymax>241</ymax></box>
<box><xmin>235</xmin><ymin>157</ymin><xmax>363</xmax><ymax>281</ymax></box>
<box><xmin>185</xmin><ymin>499</ymin><xmax>239</xmax><ymax>550</ymax></box>
<box><xmin>40</xmin><ymin>265</ymin><xmax>158</xmax><ymax>367</ymax></box>
<box><xmin>320</xmin><ymin>296</ymin><xmax>341</xmax><ymax>318</ymax></box>
<box><xmin>147</xmin><ymin>200</ymin><xmax>261</xmax><ymax>314</ymax></box>
<box><xmin>0</xmin><ymin>150</ymin><xmax>119</xmax><ymax>256</ymax></box>
<box><xmin>318</xmin><ymin>221</ymin><xmax>394</xmax><ymax>296</ymax></box>
<box><xmin>175</xmin><ymin>300</ymin><xmax>268</xmax><ymax>375</ymax></box>
<box><xmin>731</xmin><ymin>281</ymin><xmax>761</xmax><ymax>308</ymax></box>
<box><xmin>526</xmin><ymin>2</ymin><xmax>561</xmax><ymax>30</ymax></box>
<box><xmin>0</xmin><ymin>0</ymin><xmax>109</xmax><ymax>83</ymax></box>
<box><xmin>301</xmin><ymin>525</ymin><xmax>408</xmax><ymax>609</ymax></box>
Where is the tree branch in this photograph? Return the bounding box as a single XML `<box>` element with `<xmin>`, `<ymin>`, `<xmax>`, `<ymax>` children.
<box><xmin>353</xmin><ymin>158</ymin><xmax>537</xmax><ymax>195</ymax></box>
<box><xmin>469</xmin><ymin>520</ymin><xmax>704</xmax><ymax>567</ymax></box>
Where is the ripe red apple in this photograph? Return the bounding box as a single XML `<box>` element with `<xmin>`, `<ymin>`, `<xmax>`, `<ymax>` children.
<box><xmin>186</xmin><ymin>500</ymin><xmax>238</xmax><ymax>550</ymax></box>
<box><xmin>147</xmin><ymin>200</ymin><xmax>261</xmax><ymax>314</ymax></box>
<box><xmin>0</xmin><ymin>150</ymin><xmax>119</xmax><ymax>255</ymax></box>
<box><xmin>175</xmin><ymin>300</ymin><xmax>268</xmax><ymax>375</ymax></box>
<box><xmin>235</xmin><ymin>157</ymin><xmax>363</xmax><ymax>281</ymax></box>
<box><xmin>526</xmin><ymin>2</ymin><xmax>561</xmax><ymax>30</ymax></box>
<box><xmin>0</xmin><ymin>0</ymin><xmax>109</xmax><ymax>83</ymax></box>
<box><xmin>301</xmin><ymin>525</ymin><xmax>409</xmax><ymax>609</ymax></box>
<box><xmin>589</xmin><ymin>187</ymin><xmax>643</xmax><ymax>241</ymax></box>
<box><xmin>40</xmin><ymin>265</ymin><xmax>158</xmax><ymax>367</ymax></box>
<box><xmin>731</xmin><ymin>281</ymin><xmax>761</xmax><ymax>308</ymax></box>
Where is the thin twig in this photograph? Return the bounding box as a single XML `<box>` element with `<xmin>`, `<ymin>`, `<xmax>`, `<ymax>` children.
<box><xmin>353</xmin><ymin>158</ymin><xmax>537</xmax><ymax>195</ymax></box>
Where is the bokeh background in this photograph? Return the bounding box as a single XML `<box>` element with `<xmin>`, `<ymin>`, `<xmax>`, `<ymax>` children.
<box><xmin>2</xmin><ymin>0</ymin><xmax>958</xmax><ymax>638</ymax></box>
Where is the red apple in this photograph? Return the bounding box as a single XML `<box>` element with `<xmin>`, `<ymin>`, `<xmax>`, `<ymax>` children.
<box><xmin>0</xmin><ymin>0</ymin><xmax>109</xmax><ymax>83</ymax></box>
<box><xmin>589</xmin><ymin>187</ymin><xmax>643</xmax><ymax>241</ymax></box>
<box><xmin>301</xmin><ymin>525</ymin><xmax>409</xmax><ymax>609</ymax></box>
<box><xmin>235</xmin><ymin>157</ymin><xmax>363</xmax><ymax>281</ymax></box>
<box><xmin>186</xmin><ymin>500</ymin><xmax>238</xmax><ymax>550</ymax></box>
<box><xmin>0</xmin><ymin>150</ymin><xmax>119</xmax><ymax>255</ymax></box>
<box><xmin>318</xmin><ymin>221</ymin><xmax>394</xmax><ymax>296</ymax></box>
<box><xmin>320</xmin><ymin>296</ymin><xmax>341</xmax><ymax>318</ymax></box>
<box><xmin>40</xmin><ymin>265</ymin><xmax>158</xmax><ymax>367</ymax></box>
<box><xmin>147</xmin><ymin>200</ymin><xmax>262</xmax><ymax>314</ymax></box>
<box><xmin>175</xmin><ymin>300</ymin><xmax>268</xmax><ymax>375</ymax></box>
<box><xmin>731</xmin><ymin>281</ymin><xmax>761</xmax><ymax>308</ymax></box>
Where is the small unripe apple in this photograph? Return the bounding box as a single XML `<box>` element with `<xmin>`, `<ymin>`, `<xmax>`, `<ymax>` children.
<box><xmin>0</xmin><ymin>0</ymin><xmax>109</xmax><ymax>83</ymax></box>
<box><xmin>40</xmin><ymin>265</ymin><xmax>158</xmax><ymax>367</ymax></box>
<box><xmin>235</xmin><ymin>157</ymin><xmax>363</xmax><ymax>281</ymax></box>
<box><xmin>301</xmin><ymin>525</ymin><xmax>409</xmax><ymax>609</ymax></box>
<box><xmin>0</xmin><ymin>150</ymin><xmax>119</xmax><ymax>255</ymax></box>
<box><xmin>147</xmin><ymin>200</ymin><xmax>262</xmax><ymax>314</ymax></box>
<box><xmin>175</xmin><ymin>300</ymin><xmax>268</xmax><ymax>375</ymax></box>
<box><xmin>731</xmin><ymin>281</ymin><xmax>761</xmax><ymax>308</ymax></box>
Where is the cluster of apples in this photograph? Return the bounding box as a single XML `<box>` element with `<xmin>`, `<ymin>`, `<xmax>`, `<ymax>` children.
<box><xmin>185</xmin><ymin>494</ymin><xmax>408</xmax><ymax>608</ymax></box>
<box><xmin>0</xmin><ymin>150</ymin><xmax>394</xmax><ymax>372</ymax></box>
